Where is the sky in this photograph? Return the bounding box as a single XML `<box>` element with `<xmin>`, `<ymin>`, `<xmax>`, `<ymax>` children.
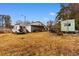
<box><xmin>0</xmin><ymin>3</ymin><xmax>60</xmax><ymax>25</ymax></box>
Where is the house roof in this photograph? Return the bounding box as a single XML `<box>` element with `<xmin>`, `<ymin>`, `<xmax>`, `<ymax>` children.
<box><xmin>15</xmin><ymin>21</ymin><xmax>47</xmax><ymax>29</ymax></box>
<box><xmin>31</xmin><ymin>25</ymin><xmax>44</xmax><ymax>27</ymax></box>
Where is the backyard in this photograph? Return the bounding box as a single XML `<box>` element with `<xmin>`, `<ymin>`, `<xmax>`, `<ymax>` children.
<box><xmin>0</xmin><ymin>32</ymin><xmax>79</xmax><ymax>56</ymax></box>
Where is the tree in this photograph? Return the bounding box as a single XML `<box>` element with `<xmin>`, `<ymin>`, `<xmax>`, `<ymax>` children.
<box><xmin>55</xmin><ymin>3</ymin><xmax>72</xmax><ymax>22</ymax></box>
<box><xmin>69</xmin><ymin>3</ymin><xmax>79</xmax><ymax>30</ymax></box>
<box><xmin>4</xmin><ymin>15</ymin><xmax>11</xmax><ymax>28</ymax></box>
<box><xmin>0</xmin><ymin>15</ymin><xmax>4</xmax><ymax>27</ymax></box>
<box><xmin>55</xmin><ymin>4</ymin><xmax>72</xmax><ymax>30</ymax></box>
<box><xmin>16</xmin><ymin>20</ymin><xmax>23</xmax><ymax>25</ymax></box>
<box><xmin>55</xmin><ymin>3</ymin><xmax>79</xmax><ymax>30</ymax></box>
<box><xmin>47</xmin><ymin>20</ymin><xmax>54</xmax><ymax>31</ymax></box>
<box><xmin>16</xmin><ymin>20</ymin><xmax>30</xmax><ymax>26</ymax></box>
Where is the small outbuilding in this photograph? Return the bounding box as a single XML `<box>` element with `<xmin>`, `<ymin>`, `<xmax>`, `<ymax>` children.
<box><xmin>12</xmin><ymin>21</ymin><xmax>46</xmax><ymax>33</ymax></box>
<box><xmin>26</xmin><ymin>25</ymin><xmax>45</xmax><ymax>32</ymax></box>
<box><xmin>61</xmin><ymin>19</ymin><xmax>75</xmax><ymax>32</ymax></box>
<box><xmin>25</xmin><ymin>21</ymin><xmax>46</xmax><ymax>32</ymax></box>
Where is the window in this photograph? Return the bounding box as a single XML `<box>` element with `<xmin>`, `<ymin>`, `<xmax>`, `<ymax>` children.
<box><xmin>67</xmin><ymin>23</ymin><xmax>71</xmax><ymax>26</ymax></box>
<box><xmin>64</xmin><ymin>23</ymin><xmax>71</xmax><ymax>26</ymax></box>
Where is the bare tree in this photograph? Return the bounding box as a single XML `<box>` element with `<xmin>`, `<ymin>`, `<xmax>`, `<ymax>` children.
<box><xmin>47</xmin><ymin>20</ymin><xmax>54</xmax><ymax>31</ymax></box>
<box><xmin>4</xmin><ymin>15</ymin><xmax>11</xmax><ymax>28</ymax></box>
<box><xmin>16</xmin><ymin>20</ymin><xmax>30</xmax><ymax>26</ymax></box>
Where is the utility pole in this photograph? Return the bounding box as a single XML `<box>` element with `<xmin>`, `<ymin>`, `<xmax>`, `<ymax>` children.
<box><xmin>21</xmin><ymin>15</ymin><xmax>26</xmax><ymax>21</ymax></box>
<box><xmin>24</xmin><ymin>16</ymin><xmax>26</xmax><ymax>21</ymax></box>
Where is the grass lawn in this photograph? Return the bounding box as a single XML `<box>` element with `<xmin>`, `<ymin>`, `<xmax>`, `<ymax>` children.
<box><xmin>0</xmin><ymin>32</ymin><xmax>79</xmax><ymax>56</ymax></box>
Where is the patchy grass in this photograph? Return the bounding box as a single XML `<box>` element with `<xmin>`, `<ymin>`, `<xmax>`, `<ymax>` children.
<box><xmin>0</xmin><ymin>32</ymin><xmax>79</xmax><ymax>56</ymax></box>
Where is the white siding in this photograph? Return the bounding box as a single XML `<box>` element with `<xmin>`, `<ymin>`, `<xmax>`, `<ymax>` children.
<box><xmin>12</xmin><ymin>25</ymin><xmax>20</xmax><ymax>33</ymax></box>
<box><xmin>31</xmin><ymin>22</ymin><xmax>42</xmax><ymax>25</ymax></box>
<box><xmin>25</xmin><ymin>26</ymin><xmax>31</xmax><ymax>32</ymax></box>
<box><xmin>26</xmin><ymin>25</ymin><xmax>39</xmax><ymax>32</ymax></box>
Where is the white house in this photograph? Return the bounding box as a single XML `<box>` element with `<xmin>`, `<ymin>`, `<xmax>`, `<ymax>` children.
<box><xmin>25</xmin><ymin>21</ymin><xmax>45</xmax><ymax>32</ymax></box>
<box><xmin>61</xmin><ymin>19</ymin><xmax>75</xmax><ymax>32</ymax></box>
<box><xmin>12</xmin><ymin>21</ymin><xmax>46</xmax><ymax>33</ymax></box>
<box><xmin>25</xmin><ymin>25</ymin><xmax>45</xmax><ymax>32</ymax></box>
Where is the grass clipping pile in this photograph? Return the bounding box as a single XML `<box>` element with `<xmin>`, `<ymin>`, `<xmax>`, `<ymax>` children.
<box><xmin>0</xmin><ymin>32</ymin><xmax>79</xmax><ymax>56</ymax></box>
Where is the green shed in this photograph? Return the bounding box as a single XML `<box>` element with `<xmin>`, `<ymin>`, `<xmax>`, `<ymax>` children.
<box><xmin>61</xmin><ymin>19</ymin><xmax>75</xmax><ymax>32</ymax></box>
